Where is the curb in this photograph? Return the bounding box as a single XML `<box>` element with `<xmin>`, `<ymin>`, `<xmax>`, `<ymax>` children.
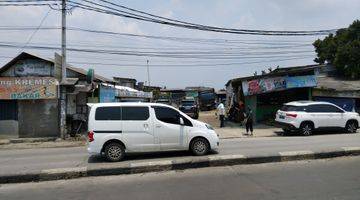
<box><xmin>8</xmin><ymin>137</ymin><xmax>58</xmax><ymax>144</ymax></box>
<box><xmin>0</xmin><ymin>137</ymin><xmax>87</xmax><ymax>146</ymax></box>
<box><xmin>1</xmin><ymin>147</ymin><xmax>360</xmax><ymax>184</ymax></box>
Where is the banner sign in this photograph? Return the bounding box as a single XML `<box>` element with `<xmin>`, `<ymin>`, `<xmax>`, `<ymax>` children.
<box><xmin>116</xmin><ymin>90</ymin><xmax>153</xmax><ymax>99</ymax></box>
<box><xmin>242</xmin><ymin>75</ymin><xmax>317</xmax><ymax>96</ymax></box>
<box><xmin>242</xmin><ymin>77</ymin><xmax>286</xmax><ymax>96</ymax></box>
<box><xmin>286</xmin><ymin>75</ymin><xmax>317</xmax><ymax>89</ymax></box>
<box><xmin>0</xmin><ymin>77</ymin><xmax>58</xmax><ymax>99</ymax></box>
<box><xmin>99</xmin><ymin>85</ymin><xmax>116</xmax><ymax>103</ymax></box>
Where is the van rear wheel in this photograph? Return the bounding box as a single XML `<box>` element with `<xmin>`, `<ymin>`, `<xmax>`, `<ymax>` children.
<box><xmin>104</xmin><ymin>142</ymin><xmax>125</xmax><ymax>162</ymax></box>
<box><xmin>190</xmin><ymin>138</ymin><xmax>210</xmax><ymax>156</ymax></box>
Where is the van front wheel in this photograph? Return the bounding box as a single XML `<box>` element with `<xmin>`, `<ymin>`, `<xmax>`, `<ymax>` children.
<box><xmin>104</xmin><ymin>142</ymin><xmax>125</xmax><ymax>162</ymax></box>
<box><xmin>190</xmin><ymin>138</ymin><xmax>210</xmax><ymax>156</ymax></box>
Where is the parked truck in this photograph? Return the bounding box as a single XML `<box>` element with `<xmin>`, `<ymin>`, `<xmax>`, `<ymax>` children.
<box><xmin>198</xmin><ymin>88</ymin><xmax>216</xmax><ymax>111</ymax></box>
<box><xmin>185</xmin><ymin>87</ymin><xmax>216</xmax><ymax>111</ymax></box>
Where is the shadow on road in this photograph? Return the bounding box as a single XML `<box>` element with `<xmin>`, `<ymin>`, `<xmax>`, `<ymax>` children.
<box><xmin>276</xmin><ymin>129</ymin><xmax>353</xmax><ymax>137</ymax></box>
<box><xmin>88</xmin><ymin>150</ymin><xmax>219</xmax><ymax>163</ymax></box>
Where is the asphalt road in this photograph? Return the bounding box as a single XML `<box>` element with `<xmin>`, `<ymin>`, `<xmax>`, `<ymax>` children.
<box><xmin>0</xmin><ymin>133</ymin><xmax>360</xmax><ymax>176</ymax></box>
<box><xmin>1</xmin><ymin>156</ymin><xmax>359</xmax><ymax>200</ymax></box>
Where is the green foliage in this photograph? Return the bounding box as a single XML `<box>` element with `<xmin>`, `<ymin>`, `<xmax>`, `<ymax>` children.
<box><xmin>313</xmin><ymin>20</ymin><xmax>360</xmax><ymax>79</ymax></box>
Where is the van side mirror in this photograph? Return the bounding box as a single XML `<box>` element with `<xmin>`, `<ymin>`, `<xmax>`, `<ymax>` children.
<box><xmin>180</xmin><ymin>117</ymin><xmax>184</xmax><ymax>125</ymax></box>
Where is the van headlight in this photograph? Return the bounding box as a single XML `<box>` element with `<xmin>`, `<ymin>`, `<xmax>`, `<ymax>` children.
<box><xmin>205</xmin><ymin>124</ymin><xmax>214</xmax><ymax>130</ymax></box>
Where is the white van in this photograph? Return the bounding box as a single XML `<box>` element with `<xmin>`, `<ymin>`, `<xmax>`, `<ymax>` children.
<box><xmin>87</xmin><ymin>102</ymin><xmax>219</xmax><ymax>162</ymax></box>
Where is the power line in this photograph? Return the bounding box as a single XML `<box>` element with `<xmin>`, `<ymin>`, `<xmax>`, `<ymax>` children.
<box><xmin>17</xmin><ymin>8</ymin><xmax>51</xmax><ymax>54</ymax></box>
<box><xmin>67</xmin><ymin>56</ymin><xmax>314</xmax><ymax>68</ymax></box>
<box><xmin>0</xmin><ymin>26</ymin><xmax>317</xmax><ymax>47</ymax></box>
<box><xmin>0</xmin><ymin>40</ymin><xmax>313</xmax><ymax>52</ymax></box>
<box><xmin>0</xmin><ymin>51</ymin><xmax>314</xmax><ymax>67</ymax></box>
<box><xmin>0</xmin><ymin>0</ymin><xmax>59</xmax><ymax>2</ymax></box>
<box><xmin>98</xmin><ymin>0</ymin><xmax>336</xmax><ymax>34</ymax></box>
<box><xmin>0</xmin><ymin>0</ymin><xmax>340</xmax><ymax>36</ymax></box>
<box><xmin>66</xmin><ymin>0</ymin><xmax>338</xmax><ymax>36</ymax></box>
<box><xmin>0</xmin><ymin>2</ymin><xmax>58</xmax><ymax>6</ymax></box>
<box><xmin>66</xmin><ymin>27</ymin><xmax>316</xmax><ymax>46</ymax></box>
<box><xmin>0</xmin><ymin>42</ymin><xmax>315</xmax><ymax>59</ymax></box>
<box><xmin>0</xmin><ymin>38</ymin><xmax>314</xmax><ymax>54</ymax></box>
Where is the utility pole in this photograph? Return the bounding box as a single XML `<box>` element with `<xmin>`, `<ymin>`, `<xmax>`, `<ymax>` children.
<box><xmin>59</xmin><ymin>0</ymin><xmax>67</xmax><ymax>139</ymax></box>
<box><xmin>146</xmin><ymin>59</ymin><xmax>151</xmax><ymax>86</ymax></box>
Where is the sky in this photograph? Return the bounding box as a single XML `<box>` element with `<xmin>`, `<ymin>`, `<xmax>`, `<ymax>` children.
<box><xmin>0</xmin><ymin>0</ymin><xmax>359</xmax><ymax>89</ymax></box>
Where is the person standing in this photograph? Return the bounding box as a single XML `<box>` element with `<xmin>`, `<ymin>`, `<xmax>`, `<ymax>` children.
<box><xmin>244</xmin><ymin>107</ymin><xmax>254</xmax><ymax>136</ymax></box>
<box><xmin>217</xmin><ymin>101</ymin><xmax>225</xmax><ymax>128</ymax></box>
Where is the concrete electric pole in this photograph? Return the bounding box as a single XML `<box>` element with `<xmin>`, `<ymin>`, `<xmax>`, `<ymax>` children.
<box><xmin>59</xmin><ymin>0</ymin><xmax>67</xmax><ymax>139</ymax></box>
<box><xmin>147</xmin><ymin>59</ymin><xmax>151</xmax><ymax>86</ymax></box>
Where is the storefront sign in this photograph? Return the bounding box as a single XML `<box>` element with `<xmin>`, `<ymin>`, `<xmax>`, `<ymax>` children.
<box><xmin>99</xmin><ymin>85</ymin><xmax>116</xmax><ymax>102</ymax></box>
<box><xmin>286</xmin><ymin>75</ymin><xmax>317</xmax><ymax>89</ymax></box>
<box><xmin>242</xmin><ymin>77</ymin><xmax>286</xmax><ymax>96</ymax></box>
<box><xmin>116</xmin><ymin>90</ymin><xmax>153</xmax><ymax>99</ymax></box>
<box><xmin>0</xmin><ymin>77</ymin><xmax>58</xmax><ymax>99</ymax></box>
<box><xmin>242</xmin><ymin>75</ymin><xmax>317</xmax><ymax>96</ymax></box>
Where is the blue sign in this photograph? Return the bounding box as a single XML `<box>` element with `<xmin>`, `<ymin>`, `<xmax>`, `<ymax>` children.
<box><xmin>99</xmin><ymin>86</ymin><xmax>116</xmax><ymax>103</ymax></box>
<box><xmin>286</xmin><ymin>75</ymin><xmax>317</xmax><ymax>89</ymax></box>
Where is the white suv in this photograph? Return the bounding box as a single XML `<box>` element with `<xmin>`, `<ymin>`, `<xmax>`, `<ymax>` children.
<box><xmin>275</xmin><ymin>101</ymin><xmax>360</xmax><ymax>136</ymax></box>
<box><xmin>87</xmin><ymin>102</ymin><xmax>219</xmax><ymax>162</ymax></box>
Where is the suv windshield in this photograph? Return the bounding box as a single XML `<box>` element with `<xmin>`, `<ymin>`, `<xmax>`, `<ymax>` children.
<box><xmin>280</xmin><ymin>105</ymin><xmax>307</xmax><ymax>112</ymax></box>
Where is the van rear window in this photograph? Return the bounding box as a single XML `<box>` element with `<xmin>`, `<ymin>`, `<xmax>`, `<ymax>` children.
<box><xmin>95</xmin><ymin>106</ymin><xmax>149</xmax><ymax>121</ymax></box>
<box><xmin>95</xmin><ymin>107</ymin><xmax>121</xmax><ymax>120</ymax></box>
<box><xmin>280</xmin><ymin>105</ymin><xmax>307</xmax><ymax>112</ymax></box>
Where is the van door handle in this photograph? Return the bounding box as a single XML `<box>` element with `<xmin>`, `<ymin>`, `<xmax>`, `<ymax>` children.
<box><xmin>143</xmin><ymin>124</ymin><xmax>149</xmax><ymax>129</ymax></box>
<box><xmin>155</xmin><ymin>125</ymin><xmax>162</xmax><ymax>128</ymax></box>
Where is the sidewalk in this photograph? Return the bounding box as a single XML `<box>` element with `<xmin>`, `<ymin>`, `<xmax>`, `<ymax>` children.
<box><xmin>215</xmin><ymin>123</ymin><xmax>279</xmax><ymax>139</ymax></box>
<box><xmin>199</xmin><ymin>110</ymin><xmax>280</xmax><ymax>139</ymax></box>
<box><xmin>0</xmin><ymin>136</ymin><xmax>86</xmax><ymax>150</ymax></box>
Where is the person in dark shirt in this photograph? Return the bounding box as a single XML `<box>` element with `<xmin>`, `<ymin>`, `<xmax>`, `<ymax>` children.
<box><xmin>244</xmin><ymin>107</ymin><xmax>254</xmax><ymax>136</ymax></box>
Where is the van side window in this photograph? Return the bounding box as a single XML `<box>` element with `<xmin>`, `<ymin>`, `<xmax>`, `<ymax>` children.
<box><xmin>95</xmin><ymin>107</ymin><xmax>121</xmax><ymax>120</ymax></box>
<box><xmin>121</xmin><ymin>106</ymin><xmax>149</xmax><ymax>120</ymax></box>
<box><xmin>153</xmin><ymin>106</ymin><xmax>180</xmax><ymax>125</ymax></box>
<box><xmin>153</xmin><ymin>106</ymin><xmax>193</xmax><ymax>126</ymax></box>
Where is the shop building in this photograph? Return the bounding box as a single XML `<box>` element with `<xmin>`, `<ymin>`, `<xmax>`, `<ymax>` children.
<box><xmin>0</xmin><ymin>52</ymin><xmax>113</xmax><ymax>138</ymax></box>
<box><xmin>225</xmin><ymin>65</ymin><xmax>322</xmax><ymax>124</ymax></box>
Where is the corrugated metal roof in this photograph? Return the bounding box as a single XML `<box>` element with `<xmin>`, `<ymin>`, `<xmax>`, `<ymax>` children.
<box><xmin>0</xmin><ymin>52</ymin><xmax>113</xmax><ymax>83</ymax></box>
<box><xmin>316</xmin><ymin>76</ymin><xmax>360</xmax><ymax>91</ymax></box>
<box><xmin>226</xmin><ymin>64</ymin><xmax>323</xmax><ymax>86</ymax></box>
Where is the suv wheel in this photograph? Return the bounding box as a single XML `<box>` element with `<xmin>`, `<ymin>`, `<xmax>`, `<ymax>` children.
<box><xmin>346</xmin><ymin>121</ymin><xmax>358</xmax><ymax>133</ymax></box>
<box><xmin>104</xmin><ymin>142</ymin><xmax>125</xmax><ymax>162</ymax></box>
<box><xmin>300</xmin><ymin>123</ymin><xmax>313</xmax><ymax>136</ymax></box>
<box><xmin>190</xmin><ymin>138</ymin><xmax>209</xmax><ymax>156</ymax></box>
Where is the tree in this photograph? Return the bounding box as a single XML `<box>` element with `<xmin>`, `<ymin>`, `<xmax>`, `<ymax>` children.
<box><xmin>313</xmin><ymin>20</ymin><xmax>360</xmax><ymax>79</ymax></box>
